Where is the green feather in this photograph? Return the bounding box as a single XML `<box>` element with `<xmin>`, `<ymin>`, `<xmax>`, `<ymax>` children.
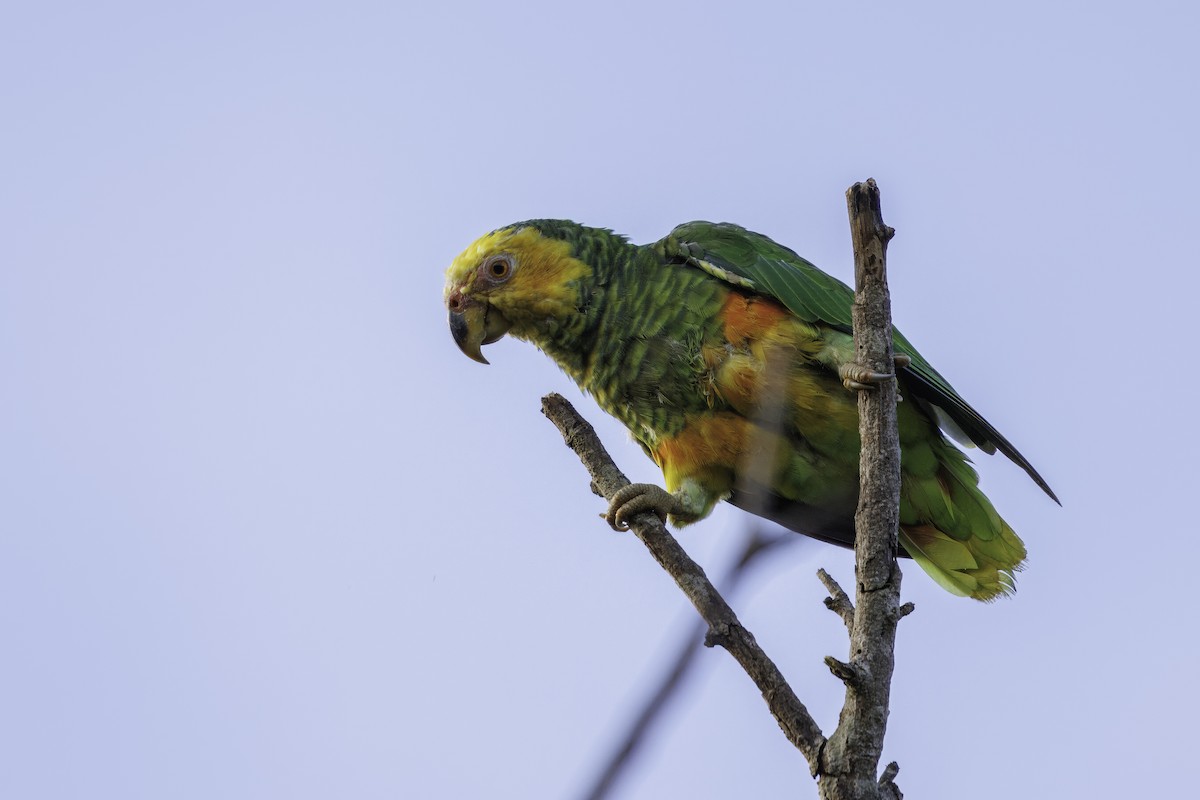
<box><xmin>656</xmin><ymin>221</ymin><xmax>1059</xmax><ymax>504</ymax></box>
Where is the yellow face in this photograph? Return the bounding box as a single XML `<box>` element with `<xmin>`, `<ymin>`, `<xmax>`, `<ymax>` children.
<box><xmin>444</xmin><ymin>225</ymin><xmax>591</xmax><ymax>363</ymax></box>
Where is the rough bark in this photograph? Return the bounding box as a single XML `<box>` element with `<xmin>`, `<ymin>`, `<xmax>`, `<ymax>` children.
<box><xmin>817</xmin><ymin>179</ymin><xmax>905</xmax><ymax>800</ymax></box>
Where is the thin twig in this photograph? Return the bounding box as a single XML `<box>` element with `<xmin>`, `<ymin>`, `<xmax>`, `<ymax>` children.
<box><xmin>878</xmin><ymin>761</ymin><xmax>903</xmax><ymax>800</ymax></box>
<box><xmin>817</xmin><ymin>568</ymin><xmax>855</xmax><ymax>631</ymax></box>
<box><xmin>823</xmin><ymin>656</ymin><xmax>867</xmax><ymax>689</ymax></box>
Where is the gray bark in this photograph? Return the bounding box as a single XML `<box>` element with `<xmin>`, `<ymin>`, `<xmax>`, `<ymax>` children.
<box><xmin>817</xmin><ymin>179</ymin><xmax>906</xmax><ymax>799</ymax></box>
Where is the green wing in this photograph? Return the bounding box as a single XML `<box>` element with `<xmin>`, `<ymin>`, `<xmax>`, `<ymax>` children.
<box><xmin>655</xmin><ymin>221</ymin><xmax>1058</xmax><ymax>503</ymax></box>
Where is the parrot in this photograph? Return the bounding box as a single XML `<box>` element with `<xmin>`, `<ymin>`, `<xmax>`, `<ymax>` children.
<box><xmin>443</xmin><ymin>219</ymin><xmax>1058</xmax><ymax>601</ymax></box>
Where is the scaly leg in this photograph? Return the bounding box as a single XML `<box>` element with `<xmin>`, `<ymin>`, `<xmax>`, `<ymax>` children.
<box><xmin>604</xmin><ymin>480</ymin><xmax>714</xmax><ymax>531</ymax></box>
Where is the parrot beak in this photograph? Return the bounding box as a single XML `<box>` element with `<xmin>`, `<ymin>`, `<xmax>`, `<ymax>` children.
<box><xmin>448</xmin><ymin>292</ymin><xmax>511</xmax><ymax>365</ymax></box>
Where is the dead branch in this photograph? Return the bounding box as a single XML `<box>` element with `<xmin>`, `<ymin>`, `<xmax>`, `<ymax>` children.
<box><xmin>817</xmin><ymin>179</ymin><xmax>906</xmax><ymax>799</ymax></box>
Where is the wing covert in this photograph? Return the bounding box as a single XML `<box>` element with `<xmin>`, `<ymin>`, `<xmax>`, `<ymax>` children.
<box><xmin>654</xmin><ymin>221</ymin><xmax>1059</xmax><ymax>503</ymax></box>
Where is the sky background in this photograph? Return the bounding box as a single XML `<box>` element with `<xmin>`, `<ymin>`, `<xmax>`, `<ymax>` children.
<box><xmin>3</xmin><ymin>1</ymin><xmax>1198</xmax><ymax>797</ymax></box>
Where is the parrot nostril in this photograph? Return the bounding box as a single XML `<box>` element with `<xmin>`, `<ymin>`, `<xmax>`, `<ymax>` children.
<box><xmin>448</xmin><ymin>292</ymin><xmax>464</xmax><ymax>312</ymax></box>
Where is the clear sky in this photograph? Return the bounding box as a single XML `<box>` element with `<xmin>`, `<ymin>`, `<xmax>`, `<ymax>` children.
<box><xmin>3</xmin><ymin>1</ymin><xmax>1197</xmax><ymax>797</ymax></box>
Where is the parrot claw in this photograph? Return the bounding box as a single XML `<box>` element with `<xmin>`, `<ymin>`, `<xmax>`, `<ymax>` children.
<box><xmin>605</xmin><ymin>483</ymin><xmax>681</xmax><ymax>531</ymax></box>
<box><xmin>839</xmin><ymin>355</ymin><xmax>909</xmax><ymax>391</ymax></box>
<box><xmin>839</xmin><ymin>362</ymin><xmax>894</xmax><ymax>392</ymax></box>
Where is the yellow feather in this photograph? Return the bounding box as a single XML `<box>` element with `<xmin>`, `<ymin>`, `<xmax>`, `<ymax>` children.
<box><xmin>444</xmin><ymin>226</ymin><xmax>592</xmax><ymax>329</ymax></box>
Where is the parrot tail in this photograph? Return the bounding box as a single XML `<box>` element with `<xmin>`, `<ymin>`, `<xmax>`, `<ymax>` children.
<box><xmin>898</xmin><ymin>441</ymin><xmax>1028</xmax><ymax>602</ymax></box>
<box><xmin>899</xmin><ymin>524</ymin><xmax>1022</xmax><ymax>601</ymax></box>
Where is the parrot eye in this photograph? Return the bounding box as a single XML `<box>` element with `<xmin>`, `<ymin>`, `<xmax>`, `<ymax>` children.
<box><xmin>483</xmin><ymin>254</ymin><xmax>514</xmax><ymax>283</ymax></box>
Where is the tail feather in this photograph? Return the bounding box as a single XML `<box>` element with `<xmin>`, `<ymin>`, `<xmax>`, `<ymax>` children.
<box><xmin>939</xmin><ymin>448</ymin><xmax>1003</xmax><ymax>538</ymax></box>
<box><xmin>899</xmin><ymin>527</ymin><xmax>977</xmax><ymax>598</ymax></box>
<box><xmin>901</xmin><ymin>524</ymin><xmax>1020</xmax><ymax>601</ymax></box>
<box><xmin>900</xmin><ymin>440</ymin><xmax>1027</xmax><ymax>602</ymax></box>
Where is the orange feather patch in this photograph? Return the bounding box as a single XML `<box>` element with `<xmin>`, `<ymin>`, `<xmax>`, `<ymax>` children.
<box><xmin>719</xmin><ymin>292</ymin><xmax>789</xmax><ymax>345</ymax></box>
<box><xmin>653</xmin><ymin>412</ymin><xmax>748</xmax><ymax>490</ymax></box>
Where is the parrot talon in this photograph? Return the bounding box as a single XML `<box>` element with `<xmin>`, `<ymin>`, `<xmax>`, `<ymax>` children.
<box><xmin>838</xmin><ymin>354</ymin><xmax>910</xmax><ymax>391</ymax></box>
<box><xmin>839</xmin><ymin>362</ymin><xmax>895</xmax><ymax>392</ymax></box>
<box><xmin>599</xmin><ymin>512</ymin><xmax>629</xmax><ymax>531</ymax></box>
<box><xmin>605</xmin><ymin>483</ymin><xmax>679</xmax><ymax>531</ymax></box>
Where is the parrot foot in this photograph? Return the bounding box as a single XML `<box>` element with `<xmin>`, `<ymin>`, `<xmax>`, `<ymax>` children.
<box><xmin>839</xmin><ymin>362</ymin><xmax>894</xmax><ymax>391</ymax></box>
<box><xmin>604</xmin><ymin>483</ymin><xmax>686</xmax><ymax>531</ymax></box>
<box><xmin>839</xmin><ymin>355</ymin><xmax>909</xmax><ymax>391</ymax></box>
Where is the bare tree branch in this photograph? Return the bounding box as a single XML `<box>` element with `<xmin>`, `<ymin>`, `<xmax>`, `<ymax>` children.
<box><xmin>818</xmin><ymin>568</ymin><xmax>855</xmax><ymax>631</ymax></box>
<box><xmin>541</xmin><ymin>393</ymin><xmax>826</xmax><ymax>775</ymax></box>
<box><xmin>817</xmin><ymin>179</ymin><xmax>906</xmax><ymax>799</ymax></box>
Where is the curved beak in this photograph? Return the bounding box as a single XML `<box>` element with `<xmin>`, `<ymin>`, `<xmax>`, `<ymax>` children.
<box><xmin>448</xmin><ymin>293</ymin><xmax>511</xmax><ymax>365</ymax></box>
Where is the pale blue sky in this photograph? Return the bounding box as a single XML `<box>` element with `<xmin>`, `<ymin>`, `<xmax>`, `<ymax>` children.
<box><xmin>3</xmin><ymin>1</ymin><xmax>1197</xmax><ymax>798</ymax></box>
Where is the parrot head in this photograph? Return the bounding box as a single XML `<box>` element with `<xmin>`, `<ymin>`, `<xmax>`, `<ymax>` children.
<box><xmin>443</xmin><ymin>222</ymin><xmax>593</xmax><ymax>364</ymax></box>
